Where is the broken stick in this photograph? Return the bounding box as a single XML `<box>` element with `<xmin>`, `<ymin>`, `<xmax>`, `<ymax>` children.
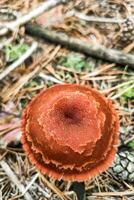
<box><xmin>26</xmin><ymin>23</ymin><xmax>134</xmax><ymax>67</ymax></box>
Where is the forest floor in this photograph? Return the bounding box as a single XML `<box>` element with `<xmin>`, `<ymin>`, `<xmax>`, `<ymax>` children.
<box><xmin>0</xmin><ymin>0</ymin><xmax>134</xmax><ymax>200</ymax></box>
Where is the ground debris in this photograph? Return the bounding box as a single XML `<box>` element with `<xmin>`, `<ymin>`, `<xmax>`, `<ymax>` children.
<box><xmin>0</xmin><ymin>0</ymin><xmax>134</xmax><ymax>200</ymax></box>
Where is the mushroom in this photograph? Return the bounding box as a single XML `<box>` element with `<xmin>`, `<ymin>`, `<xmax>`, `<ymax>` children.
<box><xmin>21</xmin><ymin>84</ymin><xmax>119</xmax><ymax>182</ymax></box>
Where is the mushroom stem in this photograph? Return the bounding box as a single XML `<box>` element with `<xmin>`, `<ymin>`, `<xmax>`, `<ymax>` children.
<box><xmin>70</xmin><ymin>182</ymin><xmax>86</xmax><ymax>200</ymax></box>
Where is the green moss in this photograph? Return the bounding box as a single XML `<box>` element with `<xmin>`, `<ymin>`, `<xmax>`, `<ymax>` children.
<box><xmin>128</xmin><ymin>140</ymin><xmax>134</xmax><ymax>149</ymax></box>
<box><xmin>5</xmin><ymin>42</ymin><xmax>29</xmax><ymax>62</ymax></box>
<box><xmin>58</xmin><ymin>53</ymin><xmax>92</xmax><ymax>72</ymax></box>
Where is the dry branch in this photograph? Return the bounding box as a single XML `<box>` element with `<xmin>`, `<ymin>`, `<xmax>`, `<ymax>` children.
<box><xmin>26</xmin><ymin>23</ymin><xmax>134</xmax><ymax>67</ymax></box>
<box><xmin>0</xmin><ymin>0</ymin><xmax>69</xmax><ymax>36</ymax></box>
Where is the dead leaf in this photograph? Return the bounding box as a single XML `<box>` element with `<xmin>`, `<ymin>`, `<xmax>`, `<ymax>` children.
<box><xmin>36</xmin><ymin>5</ymin><xmax>63</xmax><ymax>27</ymax></box>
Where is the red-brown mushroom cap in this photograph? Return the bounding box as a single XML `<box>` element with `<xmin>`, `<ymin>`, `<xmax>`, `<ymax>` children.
<box><xmin>21</xmin><ymin>84</ymin><xmax>119</xmax><ymax>181</ymax></box>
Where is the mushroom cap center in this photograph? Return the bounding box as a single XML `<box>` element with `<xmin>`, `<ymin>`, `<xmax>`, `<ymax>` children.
<box><xmin>38</xmin><ymin>92</ymin><xmax>103</xmax><ymax>152</ymax></box>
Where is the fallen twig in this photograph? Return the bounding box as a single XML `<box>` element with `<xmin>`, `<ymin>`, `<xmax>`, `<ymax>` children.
<box><xmin>92</xmin><ymin>190</ymin><xmax>134</xmax><ymax>197</ymax></box>
<box><xmin>81</xmin><ymin>75</ymin><xmax>117</xmax><ymax>81</ymax></box>
<box><xmin>0</xmin><ymin>42</ymin><xmax>38</xmax><ymax>81</ymax></box>
<box><xmin>0</xmin><ymin>189</ymin><xmax>1</xmax><ymax>200</ymax></box>
<box><xmin>39</xmin><ymin>173</ymin><xmax>70</xmax><ymax>200</ymax></box>
<box><xmin>9</xmin><ymin>173</ymin><xmax>39</xmax><ymax>200</ymax></box>
<box><xmin>124</xmin><ymin>135</ymin><xmax>134</xmax><ymax>145</ymax></box>
<box><xmin>68</xmin><ymin>10</ymin><xmax>125</xmax><ymax>24</ymax></box>
<box><xmin>81</xmin><ymin>64</ymin><xmax>115</xmax><ymax>79</ymax></box>
<box><xmin>39</xmin><ymin>72</ymin><xmax>64</xmax><ymax>84</ymax></box>
<box><xmin>102</xmin><ymin>79</ymin><xmax>134</xmax><ymax>94</ymax></box>
<box><xmin>26</xmin><ymin>23</ymin><xmax>134</xmax><ymax>67</ymax></box>
<box><xmin>0</xmin><ymin>124</ymin><xmax>20</xmax><ymax>137</ymax></box>
<box><xmin>1</xmin><ymin>67</ymin><xmax>39</xmax><ymax>102</ymax></box>
<box><xmin>0</xmin><ymin>160</ymin><xmax>33</xmax><ymax>200</ymax></box>
<box><xmin>0</xmin><ymin>37</ymin><xmax>14</xmax><ymax>50</ymax></box>
<box><xmin>0</xmin><ymin>0</ymin><xmax>69</xmax><ymax>35</ymax></box>
<box><xmin>111</xmin><ymin>83</ymin><xmax>134</xmax><ymax>99</ymax></box>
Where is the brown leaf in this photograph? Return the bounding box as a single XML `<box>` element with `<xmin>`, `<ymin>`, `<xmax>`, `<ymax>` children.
<box><xmin>36</xmin><ymin>5</ymin><xmax>63</xmax><ymax>27</ymax></box>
